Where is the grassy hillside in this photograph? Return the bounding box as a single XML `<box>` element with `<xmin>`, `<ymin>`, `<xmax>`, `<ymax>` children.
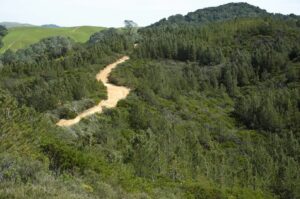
<box><xmin>0</xmin><ymin>26</ymin><xmax>105</xmax><ymax>53</ymax></box>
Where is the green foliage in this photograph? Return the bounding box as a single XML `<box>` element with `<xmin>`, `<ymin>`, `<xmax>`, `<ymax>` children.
<box><xmin>89</xmin><ymin>28</ymin><xmax>134</xmax><ymax>52</ymax></box>
<box><xmin>0</xmin><ymin>25</ymin><xmax>8</xmax><ymax>49</ymax></box>
<box><xmin>2</xmin><ymin>36</ymin><xmax>74</xmax><ymax>65</ymax></box>
<box><xmin>0</xmin><ymin>153</ymin><xmax>44</xmax><ymax>183</ymax></box>
<box><xmin>0</xmin><ymin>26</ymin><xmax>105</xmax><ymax>53</ymax></box>
<box><xmin>0</xmin><ymin>32</ymin><xmax>132</xmax><ymax>114</ymax></box>
<box><xmin>235</xmin><ymin>86</ymin><xmax>299</xmax><ymax>132</ymax></box>
<box><xmin>151</xmin><ymin>3</ymin><xmax>269</xmax><ymax>27</ymax></box>
<box><xmin>0</xmin><ymin>25</ymin><xmax>8</xmax><ymax>37</ymax></box>
<box><xmin>0</xmin><ymin>3</ymin><xmax>299</xmax><ymax>198</ymax></box>
<box><xmin>151</xmin><ymin>2</ymin><xmax>299</xmax><ymax>28</ymax></box>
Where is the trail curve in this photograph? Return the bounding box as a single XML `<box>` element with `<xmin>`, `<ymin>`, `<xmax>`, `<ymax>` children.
<box><xmin>56</xmin><ymin>56</ymin><xmax>130</xmax><ymax>127</ymax></box>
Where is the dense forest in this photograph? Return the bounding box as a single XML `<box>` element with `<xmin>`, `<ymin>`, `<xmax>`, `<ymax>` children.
<box><xmin>0</xmin><ymin>3</ymin><xmax>299</xmax><ymax>199</ymax></box>
<box><xmin>149</xmin><ymin>3</ymin><xmax>299</xmax><ymax>27</ymax></box>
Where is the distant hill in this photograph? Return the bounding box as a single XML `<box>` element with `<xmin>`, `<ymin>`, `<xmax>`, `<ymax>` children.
<box><xmin>150</xmin><ymin>2</ymin><xmax>298</xmax><ymax>27</ymax></box>
<box><xmin>0</xmin><ymin>26</ymin><xmax>105</xmax><ymax>53</ymax></box>
<box><xmin>0</xmin><ymin>22</ymin><xmax>36</xmax><ymax>28</ymax></box>
<box><xmin>0</xmin><ymin>22</ymin><xmax>62</xmax><ymax>29</ymax></box>
<box><xmin>41</xmin><ymin>24</ymin><xmax>61</xmax><ymax>28</ymax></box>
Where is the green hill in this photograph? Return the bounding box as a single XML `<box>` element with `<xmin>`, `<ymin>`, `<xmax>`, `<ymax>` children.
<box><xmin>0</xmin><ymin>3</ymin><xmax>299</xmax><ymax>199</ymax></box>
<box><xmin>0</xmin><ymin>21</ymin><xmax>36</xmax><ymax>28</ymax></box>
<box><xmin>0</xmin><ymin>26</ymin><xmax>105</xmax><ymax>53</ymax></box>
<box><xmin>150</xmin><ymin>2</ymin><xmax>299</xmax><ymax>27</ymax></box>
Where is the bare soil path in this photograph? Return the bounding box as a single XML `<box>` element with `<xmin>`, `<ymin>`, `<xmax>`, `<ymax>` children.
<box><xmin>56</xmin><ymin>56</ymin><xmax>130</xmax><ymax>127</ymax></box>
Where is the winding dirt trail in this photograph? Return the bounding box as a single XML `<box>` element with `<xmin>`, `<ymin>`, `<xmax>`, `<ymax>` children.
<box><xmin>56</xmin><ymin>56</ymin><xmax>130</xmax><ymax>127</ymax></box>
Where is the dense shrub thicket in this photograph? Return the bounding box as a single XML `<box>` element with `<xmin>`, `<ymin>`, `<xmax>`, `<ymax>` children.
<box><xmin>0</xmin><ymin>29</ymin><xmax>133</xmax><ymax>115</ymax></box>
<box><xmin>0</xmin><ymin>3</ymin><xmax>299</xmax><ymax>199</ymax></box>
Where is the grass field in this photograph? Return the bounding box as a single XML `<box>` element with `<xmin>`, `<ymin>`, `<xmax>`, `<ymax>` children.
<box><xmin>0</xmin><ymin>26</ymin><xmax>105</xmax><ymax>53</ymax></box>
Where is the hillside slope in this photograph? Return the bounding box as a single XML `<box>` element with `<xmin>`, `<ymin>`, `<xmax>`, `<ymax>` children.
<box><xmin>0</xmin><ymin>26</ymin><xmax>105</xmax><ymax>53</ymax></box>
<box><xmin>0</xmin><ymin>2</ymin><xmax>299</xmax><ymax>199</ymax></box>
<box><xmin>0</xmin><ymin>21</ymin><xmax>36</xmax><ymax>28</ymax></box>
<box><xmin>150</xmin><ymin>2</ymin><xmax>299</xmax><ymax>27</ymax></box>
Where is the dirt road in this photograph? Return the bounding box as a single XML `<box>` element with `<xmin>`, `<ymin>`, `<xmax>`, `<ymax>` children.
<box><xmin>56</xmin><ymin>56</ymin><xmax>130</xmax><ymax>127</ymax></box>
